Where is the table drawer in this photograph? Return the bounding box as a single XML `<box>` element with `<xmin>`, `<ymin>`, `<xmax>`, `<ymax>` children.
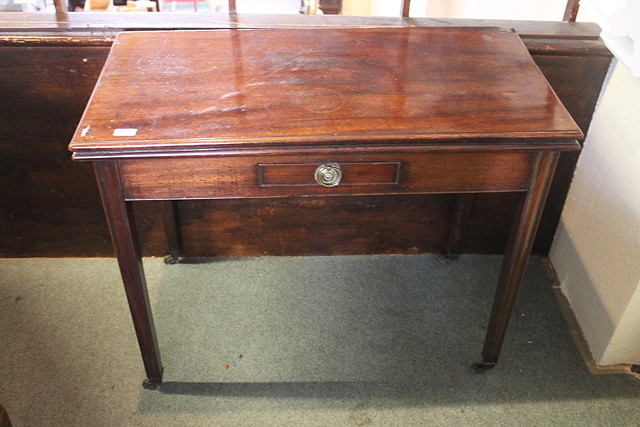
<box><xmin>119</xmin><ymin>151</ymin><xmax>534</xmax><ymax>200</ymax></box>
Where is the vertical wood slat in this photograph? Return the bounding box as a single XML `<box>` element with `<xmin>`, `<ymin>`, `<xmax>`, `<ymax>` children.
<box><xmin>54</xmin><ymin>0</ymin><xmax>67</xmax><ymax>12</ymax></box>
<box><xmin>401</xmin><ymin>0</ymin><xmax>410</xmax><ymax>17</ymax></box>
<box><xmin>228</xmin><ymin>0</ymin><xmax>236</xmax><ymax>13</ymax></box>
<box><xmin>160</xmin><ymin>200</ymin><xmax>182</xmax><ymax>262</ymax></box>
<box><xmin>563</xmin><ymin>0</ymin><xmax>580</xmax><ymax>22</ymax></box>
<box><xmin>446</xmin><ymin>193</ymin><xmax>475</xmax><ymax>260</ymax></box>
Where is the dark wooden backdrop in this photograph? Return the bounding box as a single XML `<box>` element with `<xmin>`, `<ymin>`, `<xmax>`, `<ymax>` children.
<box><xmin>0</xmin><ymin>14</ymin><xmax>612</xmax><ymax>257</ymax></box>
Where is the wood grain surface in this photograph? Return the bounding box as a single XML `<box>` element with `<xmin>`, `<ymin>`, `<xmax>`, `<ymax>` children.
<box><xmin>0</xmin><ymin>18</ymin><xmax>611</xmax><ymax>257</ymax></box>
<box><xmin>69</xmin><ymin>27</ymin><xmax>581</xmax><ymax>157</ymax></box>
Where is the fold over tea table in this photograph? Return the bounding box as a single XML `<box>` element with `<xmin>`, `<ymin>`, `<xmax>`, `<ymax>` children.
<box><xmin>69</xmin><ymin>27</ymin><xmax>582</xmax><ymax>389</ymax></box>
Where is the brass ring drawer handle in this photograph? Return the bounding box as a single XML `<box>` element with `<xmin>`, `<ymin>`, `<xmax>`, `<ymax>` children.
<box><xmin>314</xmin><ymin>163</ymin><xmax>342</xmax><ymax>187</ymax></box>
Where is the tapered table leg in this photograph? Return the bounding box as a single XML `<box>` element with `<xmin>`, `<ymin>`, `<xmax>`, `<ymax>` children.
<box><xmin>472</xmin><ymin>152</ymin><xmax>560</xmax><ymax>372</ymax></box>
<box><xmin>94</xmin><ymin>161</ymin><xmax>163</xmax><ymax>388</ymax></box>
<box><xmin>447</xmin><ymin>193</ymin><xmax>475</xmax><ymax>260</ymax></box>
<box><xmin>160</xmin><ymin>200</ymin><xmax>182</xmax><ymax>264</ymax></box>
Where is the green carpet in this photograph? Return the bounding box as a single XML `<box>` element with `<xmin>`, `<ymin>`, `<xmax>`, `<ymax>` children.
<box><xmin>1</xmin><ymin>255</ymin><xmax>639</xmax><ymax>425</ymax></box>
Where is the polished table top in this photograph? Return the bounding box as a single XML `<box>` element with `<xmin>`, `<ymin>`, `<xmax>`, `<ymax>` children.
<box><xmin>69</xmin><ymin>27</ymin><xmax>582</xmax><ymax>158</ymax></box>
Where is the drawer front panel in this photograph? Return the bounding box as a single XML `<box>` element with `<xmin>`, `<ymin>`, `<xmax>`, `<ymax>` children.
<box><xmin>259</xmin><ymin>162</ymin><xmax>401</xmax><ymax>187</ymax></box>
<box><xmin>119</xmin><ymin>151</ymin><xmax>534</xmax><ymax>200</ymax></box>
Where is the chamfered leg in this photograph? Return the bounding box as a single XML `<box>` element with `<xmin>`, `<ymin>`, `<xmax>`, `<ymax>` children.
<box><xmin>94</xmin><ymin>160</ymin><xmax>163</xmax><ymax>388</ymax></box>
<box><xmin>472</xmin><ymin>152</ymin><xmax>560</xmax><ymax>372</ymax></box>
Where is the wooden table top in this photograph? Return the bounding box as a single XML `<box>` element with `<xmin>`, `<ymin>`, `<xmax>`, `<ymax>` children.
<box><xmin>69</xmin><ymin>27</ymin><xmax>582</xmax><ymax>156</ymax></box>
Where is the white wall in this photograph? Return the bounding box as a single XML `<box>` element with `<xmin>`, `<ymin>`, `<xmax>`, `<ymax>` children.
<box><xmin>461</xmin><ymin>0</ymin><xmax>565</xmax><ymax>21</ymax></box>
<box><xmin>341</xmin><ymin>0</ymin><xmax>401</xmax><ymax>16</ymax></box>
<box><xmin>550</xmin><ymin>59</ymin><xmax>640</xmax><ymax>365</ymax></box>
<box><xmin>341</xmin><ymin>0</ymin><xmax>370</xmax><ymax>16</ymax></box>
<box><xmin>413</xmin><ymin>0</ymin><xmax>565</xmax><ymax>20</ymax></box>
<box><xmin>548</xmin><ymin>0</ymin><xmax>640</xmax><ymax>366</ymax></box>
<box><xmin>341</xmin><ymin>0</ymin><xmax>564</xmax><ymax>20</ymax></box>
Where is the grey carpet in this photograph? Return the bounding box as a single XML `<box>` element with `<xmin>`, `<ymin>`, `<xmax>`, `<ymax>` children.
<box><xmin>1</xmin><ymin>255</ymin><xmax>639</xmax><ymax>425</ymax></box>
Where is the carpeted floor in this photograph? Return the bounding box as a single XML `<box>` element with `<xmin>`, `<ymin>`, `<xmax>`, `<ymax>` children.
<box><xmin>1</xmin><ymin>255</ymin><xmax>639</xmax><ymax>425</ymax></box>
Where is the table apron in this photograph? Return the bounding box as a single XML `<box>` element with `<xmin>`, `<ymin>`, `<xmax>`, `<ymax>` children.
<box><xmin>118</xmin><ymin>151</ymin><xmax>536</xmax><ymax>200</ymax></box>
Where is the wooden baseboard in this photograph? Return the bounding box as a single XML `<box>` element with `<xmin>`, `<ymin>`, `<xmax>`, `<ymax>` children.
<box><xmin>542</xmin><ymin>258</ymin><xmax>639</xmax><ymax>377</ymax></box>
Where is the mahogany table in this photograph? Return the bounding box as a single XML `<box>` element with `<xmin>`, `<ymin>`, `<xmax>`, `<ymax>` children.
<box><xmin>69</xmin><ymin>27</ymin><xmax>582</xmax><ymax>389</ymax></box>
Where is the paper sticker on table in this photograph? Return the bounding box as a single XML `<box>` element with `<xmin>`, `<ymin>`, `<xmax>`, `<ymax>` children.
<box><xmin>113</xmin><ymin>128</ymin><xmax>138</xmax><ymax>137</ymax></box>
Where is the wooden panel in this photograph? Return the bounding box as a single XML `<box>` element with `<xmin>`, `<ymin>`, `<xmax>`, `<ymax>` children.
<box><xmin>176</xmin><ymin>195</ymin><xmax>455</xmax><ymax>257</ymax></box>
<box><xmin>119</xmin><ymin>151</ymin><xmax>534</xmax><ymax>200</ymax></box>
<box><xmin>0</xmin><ymin>45</ymin><xmax>113</xmax><ymax>256</ymax></box>
<box><xmin>0</xmin><ymin>19</ymin><xmax>612</xmax><ymax>257</ymax></box>
<box><xmin>0</xmin><ymin>13</ymin><xmax>604</xmax><ymax>38</ymax></box>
